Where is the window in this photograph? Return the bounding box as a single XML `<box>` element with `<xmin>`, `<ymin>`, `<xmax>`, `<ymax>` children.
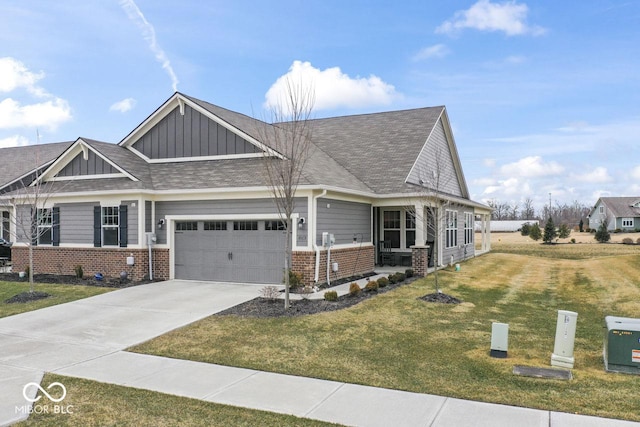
<box><xmin>102</xmin><ymin>206</ymin><xmax>119</xmax><ymax>246</ymax></box>
<box><xmin>176</xmin><ymin>221</ymin><xmax>198</xmax><ymax>231</ymax></box>
<box><xmin>383</xmin><ymin>210</ymin><xmax>401</xmax><ymax>248</ymax></box>
<box><xmin>37</xmin><ymin>208</ymin><xmax>53</xmax><ymax>245</ymax></box>
<box><xmin>204</xmin><ymin>221</ymin><xmax>226</xmax><ymax>231</ymax></box>
<box><xmin>464</xmin><ymin>212</ymin><xmax>474</xmax><ymax>245</ymax></box>
<box><xmin>265</xmin><ymin>220</ymin><xmax>286</xmax><ymax>231</ymax></box>
<box><xmin>622</xmin><ymin>218</ymin><xmax>634</xmax><ymax>228</ymax></box>
<box><xmin>405</xmin><ymin>212</ymin><xmax>416</xmax><ymax>247</ymax></box>
<box><xmin>234</xmin><ymin>221</ymin><xmax>258</xmax><ymax>231</ymax></box>
<box><xmin>599</xmin><ymin>206</ymin><xmax>604</xmax><ymax>214</ymax></box>
<box><xmin>445</xmin><ymin>210</ymin><xmax>457</xmax><ymax>248</ymax></box>
<box><xmin>1</xmin><ymin>211</ymin><xmax>8</xmax><ymax>241</ymax></box>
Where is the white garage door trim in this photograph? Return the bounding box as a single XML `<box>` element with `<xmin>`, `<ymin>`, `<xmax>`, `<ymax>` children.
<box><xmin>167</xmin><ymin>213</ymin><xmax>298</xmax><ymax>281</ymax></box>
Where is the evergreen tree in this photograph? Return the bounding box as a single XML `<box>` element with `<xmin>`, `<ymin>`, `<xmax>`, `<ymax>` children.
<box><xmin>543</xmin><ymin>217</ymin><xmax>557</xmax><ymax>243</ymax></box>
<box><xmin>529</xmin><ymin>223</ymin><xmax>542</xmax><ymax>241</ymax></box>
<box><xmin>558</xmin><ymin>223</ymin><xmax>571</xmax><ymax>239</ymax></box>
<box><xmin>595</xmin><ymin>222</ymin><xmax>611</xmax><ymax>243</ymax></box>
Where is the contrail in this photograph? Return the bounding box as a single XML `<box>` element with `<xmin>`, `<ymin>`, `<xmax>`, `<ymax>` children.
<box><xmin>119</xmin><ymin>0</ymin><xmax>179</xmax><ymax>92</ymax></box>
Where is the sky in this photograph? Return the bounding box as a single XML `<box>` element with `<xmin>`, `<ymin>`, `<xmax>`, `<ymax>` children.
<box><xmin>1</xmin><ymin>0</ymin><xmax>639</xmax><ymax>213</ymax></box>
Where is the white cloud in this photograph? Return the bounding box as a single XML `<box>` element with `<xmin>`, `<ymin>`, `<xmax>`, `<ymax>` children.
<box><xmin>436</xmin><ymin>0</ymin><xmax>546</xmax><ymax>37</ymax></box>
<box><xmin>631</xmin><ymin>165</ymin><xmax>640</xmax><ymax>180</ymax></box>
<box><xmin>0</xmin><ymin>98</ymin><xmax>71</xmax><ymax>131</ymax></box>
<box><xmin>483</xmin><ymin>158</ymin><xmax>496</xmax><ymax>167</ymax></box>
<box><xmin>412</xmin><ymin>44</ymin><xmax>450</xmax><ymax>61</ymax></box>
<box><xmin>264</xmin><ymin>60</ymin><xmax>399</xmax><ymax>112</ymax></box>
<box><xmin>0</xmin><ymin>135</ymin><xmax>30</xmax><ymax>148</ymax></box>
<box><xmin>0</xmin><ymin>57</ymin><xmax>72</xmax><ymax>132</ymax></box>
<box><xmin>571</xmin><ymin>166</ymin><xmax>612</xmax><ymax>184</ymax></box>
<box><xmin>499</xmin><ymin>156</ymin><xmax>564</xmax><ymax>178</ymax></box>
<box><xmin>110</xmin><ymin>97</ymin><xmax>137</xmax><ymax>113</ymax></box>
<box><xmin>119</xmin><ymin>0</ymin><xmax>179</xmax><ymax>92</ymax></box>
<box><xmin>0</xmin><ymin>57</ymin><xmax>46</xmax><ymax>96</ymax></box>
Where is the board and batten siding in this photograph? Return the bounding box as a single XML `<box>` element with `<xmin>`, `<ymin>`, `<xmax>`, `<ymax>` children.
<box><xmin>406</xmin><ymin>118</ymin><xmax>463</xmax><ymax>198</ymax></box>
<box><xmin>122</xmin><ymin>200</ymin><xmax>138</xmax><ymax>245</ymax></box>
<box><xmin>55</xmin><ymin>151</ymin><xmax>117</xmax><ymax>177</ymax></box>
<box><xmin>316</xmin><ymin>198</ymin><xmax>371</xmax><ymax>245</ymax></box>
<box><xmin>145</xmin><ymin>201</ymin><xmax>152</xmax><ymax>233</ymax></box>
<box><xmin>155</xmin><ymin>198</ymin><xmax>308</xmax><ymax>246</ymax></box>
<box><xmin>131</xmin><ymin>105</ymin><xmax>261</xmax><ymax>160</ymax></box>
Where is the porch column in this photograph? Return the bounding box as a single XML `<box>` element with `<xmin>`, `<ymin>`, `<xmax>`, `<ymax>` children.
<box><xmin>414</xmin><ymin>203</ymin><xmax>425</xmax><ymax>246</ymax></box>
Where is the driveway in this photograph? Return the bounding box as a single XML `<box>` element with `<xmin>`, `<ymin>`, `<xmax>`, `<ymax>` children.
<box><xmin>0</xmin><ymin>280</ymin><xmax>259</xmax><ymax>426</ymax></box>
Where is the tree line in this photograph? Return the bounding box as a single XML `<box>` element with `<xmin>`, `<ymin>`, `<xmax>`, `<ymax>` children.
<box><xmin>487</xmin><ymin>198</ymin><xmax>591</xmax><ymax>228</ymax></box>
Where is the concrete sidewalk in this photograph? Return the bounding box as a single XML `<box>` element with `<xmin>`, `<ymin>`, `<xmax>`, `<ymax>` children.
<box><xmin>1</xmin><ymin>279</ymin><xmax>639</xmax><ymax>426</ymax></box>
<box><xmin>56</xmin><ymin>351</ymin><xmax>640</xmax><ymax>427</ymax></box>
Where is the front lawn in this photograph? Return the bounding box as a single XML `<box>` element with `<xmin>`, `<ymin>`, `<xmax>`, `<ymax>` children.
<box><xmin>0</xmin><ymin>281</ymin><xmax>114</xmax><ymax>318</ymax></box>
<box><xmin>18</xmin><ymin>374</ymin><xmax>337</xmax><ymax>427</ymax></box>
<box><xmin>132</xmin><ymin>245</ymin><xmax>640</xmax><ymax>421</ymax></box>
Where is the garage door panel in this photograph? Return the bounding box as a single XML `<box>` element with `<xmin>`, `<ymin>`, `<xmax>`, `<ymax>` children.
<box><xmin>175</xmin><ymin>220</ymin><xmax>287</xmax><ymax>284</ymax></box>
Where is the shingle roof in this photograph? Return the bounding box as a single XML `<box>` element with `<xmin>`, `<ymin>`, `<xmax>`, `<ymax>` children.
<box><xmin>0</xmin><ymin>142</ymin><xmax>73</xmax><ymax>189</ymax></box>
<box><xmin>0</xmin><ymin>94</ymin><xmax>465</xmax><ymax>200</ymax></box>
<box><xmin>599</xmin><ymin>197</ymin><xmax>640</xmax><ymax>218</ymax></box>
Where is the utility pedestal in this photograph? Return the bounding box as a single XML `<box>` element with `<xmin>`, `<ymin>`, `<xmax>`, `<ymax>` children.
<box><xmin>551</xmin><ymin>310</ymin><xmax>578</xmax><ymax>369</ymax></box>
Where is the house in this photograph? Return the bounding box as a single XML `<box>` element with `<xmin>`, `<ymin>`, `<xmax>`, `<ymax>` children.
<box><xmin>588</xmin><ymin>197</ymin><xmax>640</xmax><ymax>231</ymax></box>
<box><xmin>479</xmin><ymin>220</ymin><xmax>539</xmax><ymax>233</ymax></box>
<box><xmin>0</xmin><ymin>92</ymin><xmax>491</xmax><ymax>285</ymax></box>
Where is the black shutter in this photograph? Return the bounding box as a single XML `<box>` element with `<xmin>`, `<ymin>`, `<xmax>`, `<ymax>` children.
<box><xmin>52</xmin><ymin>207</ymin><xmax>60</xmax><ymax>246</ymax></box>
<box><xmin>119</xmin><ymin>205</ymin><xmax>128</xmax><ymax>248</ymax></box>
<box><xmin>31</xmin><ymin>208</ymin><xmax>37</xmax><ymax>246</ymax></box>
<box><xmin>94</xmin><ymin>206</ymin><xmax>101</xmax><ymax>247</ymax></box>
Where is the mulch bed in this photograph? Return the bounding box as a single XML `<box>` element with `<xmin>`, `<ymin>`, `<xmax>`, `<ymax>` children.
<box><xmin>0</xmin><ymin>273</ymin><xmax>153</xmax><ymax>289</ymax></box>
<box><xmin>4</xmin><ymin>291</ymin><xmax>51</xmax><ymax>304</ymax></box>
<box><xmin>419</xmin><ymin>292</ymin><xmax>462</xmax><ymax>304</ymax></box>
<box><xmin>218</xmin><ymin>276</ymin><xmax>460</xmax><ymax>318</ymax></box>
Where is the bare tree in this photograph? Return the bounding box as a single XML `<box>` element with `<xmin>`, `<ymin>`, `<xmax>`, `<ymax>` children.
<box><xmin>9</xmin><ymin>155</ymin><xmax>61</xmax><ymax>293</ymax></box>
<box><xmin>520</xmin><ymin>197</ymin><xmax>535</xmax><ymax>220</ymax></box>
<box><xmin>256</xmin><ymin>78</ymin><xmax>315</xmax><ymax>309</ymax></box>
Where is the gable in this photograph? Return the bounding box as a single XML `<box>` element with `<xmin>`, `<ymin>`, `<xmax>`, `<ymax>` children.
<box><xmin>406</xmin><ymin>117</ymin><xmax>464</xmax><ymax>198</ymax></box>
<box><xmin>55</xmin><ymin>150</ymin><xmax>117</xmax><ymax>177</ymax></box>
<box><xmin>130</xmin><ymin>104</ymin><xmax>261</xmax><ymax>160</ymax></box>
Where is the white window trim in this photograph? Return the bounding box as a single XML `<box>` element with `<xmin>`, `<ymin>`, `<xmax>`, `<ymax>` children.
<box><xmin>622</xmin><ymin>218</ymin><xmax>634</xmax><ymax>228</ymax></box>
<box><xmin>102</xmin><ymin>206</ymin><xmax>119</xmax><ymax>247</ymax></box>
<box><xmin>445</xmin><ymin>209</ymin><xmax>458</xmax><ymax>249</ymax></box>
<box><xmin>464</xmin><ymin>212</ymin><xmax>474</xmax><ymax>245</ymax></box>
<box><xmin>381</xmin><ymin>208</ymin><xmax>417</xmax><ymax>251</ymax></box>
<box><xmin>37</xmin><ymin>208</ymin><xmax>53</xmax><ymax>246</ymax></box>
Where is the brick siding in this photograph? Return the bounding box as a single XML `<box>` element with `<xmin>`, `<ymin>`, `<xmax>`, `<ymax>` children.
<box><xmin>292</xmin><ymin>245</ymin><xmax>375</xmax><ymax>285</ymax></box>
<box><xmin>11</xmin><ymin>247</ymin><xmax>170</xmax><ymax>281</ymax></box>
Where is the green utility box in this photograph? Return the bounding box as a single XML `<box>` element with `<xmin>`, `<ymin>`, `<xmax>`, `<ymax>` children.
<box><xmin>604</xmin><ymin>316</ymin><xmax>640</xmax><ymax>375</ymax></box>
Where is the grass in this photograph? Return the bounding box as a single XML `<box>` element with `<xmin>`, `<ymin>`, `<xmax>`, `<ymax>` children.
<box><xmin>17</xmin><ymin>374</ymin><xmax>337</xmax><ymax>427</ymax></box>
<box><xmin>132</xmin><ymin>243</ymin><xmax>640</xmax><ymax>422</ymax></box>
<box><xmin>0</xmin><ymin>281</ymin><xmax>114</xmax><ymax>318</ymax></box>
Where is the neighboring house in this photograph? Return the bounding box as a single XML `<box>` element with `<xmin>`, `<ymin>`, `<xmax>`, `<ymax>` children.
<box><xmin>0</xmin><ymin>92</ymin><xmax>491</xmax><ymax>285</ymax></box>
<box><xmin>588</xmin><ymin>197</ymin><xmax>640</xmax><ymax>231</ymax></box>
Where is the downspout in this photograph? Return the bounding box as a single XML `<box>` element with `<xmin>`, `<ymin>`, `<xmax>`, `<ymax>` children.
<box><xmin>312</xmin><ymin>189</ymin><xmax>327</xmax><ymax>283</ymax></box>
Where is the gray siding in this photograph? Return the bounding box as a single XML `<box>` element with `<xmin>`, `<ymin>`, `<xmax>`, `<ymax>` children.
<box><xmin>58</xmin><ymin>202</ymin><xmax>94</xmax><ymax>244</ymax></box>
<box><xmin>132</xmin><ymin>105</ymin><xmax>261</xmax><ymax>159</ymax></box>
<box><xmin>407</xmin><ymin>119</ymin><xmax>463</xmax><ymax>197</ymax></box>
<box><xmin>616</xmin><ymin>217</ymin><xmax>639</xmax><ymax>231</ymax></box>
<box><xmin>316</xmin><ymin>198</ymin><xmax>371</xmax><ymax>245</ymax></box>
<box><xmin>122</xmin><ymin>200</ymin><xmax>138</xmax><ymax>245</ymax></box>
<box><xmin>56</xmin><ymin>151</ymin><xmax>117</xmax><ymax>177</ymax></box>
<box><xmin>155</xmin><ymin>197</ymin><xmax>308</xmax><ymax>245</ymax></box>
<box><xmin>14</xmin><ymin>205</ymin><xmax>30</xmax><ymax>243</ymax></box>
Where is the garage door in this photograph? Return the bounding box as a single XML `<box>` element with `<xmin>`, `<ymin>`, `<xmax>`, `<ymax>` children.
<box><xmin>174</xmin><ymin>220</ymin><xmax>287</xmax><ymax>284</ymax></box>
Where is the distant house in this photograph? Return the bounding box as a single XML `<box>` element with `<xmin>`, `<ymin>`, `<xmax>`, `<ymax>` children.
<box><xmin>588</xmin><ymin>197</ymin><xmax>640</xmax><ymax>231</ymax></box>
<box><xmin>0</xmin><ymin>92</ymin><xmax>491</xmax><ymax>284</ymax></box>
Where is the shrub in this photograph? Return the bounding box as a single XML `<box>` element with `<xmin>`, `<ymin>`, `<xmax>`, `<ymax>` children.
<box><xmin>636</xmin><ymin>237</ymin><xmax>640</xmax><ymax>244</ymax></box>
<box><xmin>299</xmin><ymin>285</ymin><xmax>314</xmax><ymax>300</ymax></box>
<box><xmin>570</xmin><ymin>238</ymin><xmax>576</xmax><ymax>244</ymax></box>
<box><xmin>614</xmin><ymin>228</ymin><xmax>622</xmax><ymax>233</ymax></box>
<box><xmin>324</xmin><ymin>290</ymin><xmax>338</xmax><ymax>301</ymax></box>
<box><xmin>349</xmin><ymin>282</ymin><xmax>361</xmax><ymax>296</ymax></box>
<box><xmin>585</xmin><ymin>227</ymin><xmax>591</xmax><ymax>233</ymax></box>
<box><xmin>595</xmin><ymin>223</ymin><xmax>611</xmax><ymax>243</ymax></box>
<box><xmin>405</xmin><ymin>269</ymin><xmax>414</xmax><ymax>278</ymax></box>
<box><xmin>286</xmin><ymin>270</ymin><xmax>303</xmax><ymax>290</ymax></box>
<box><xmin>622</xmin><ymin>237</ymin><xmax>634</xmax><ymax>245</ymax></box>
<box><xmin>520</xmin><ymin>223</ymin><xmax>531</xmax><ymax>236</ymax></box>
<box><xmin>529</xmin><ymin>223</ymin><xmax>542</xmax><ymax>241</ymax></box>
<box><xmin>365</xmin><ymin>280</ymin><xmax>379</xmax><ymax>292</ymax></box>
<box><xmin>74</xmin><ymin>265</ymin><xmax>84</xmax><ymax>279</ymax></box>
<box><xmin>377</xmin><ymin>277</ymin><xmax>389</xmax><ymax>288</ymax></box>
<box><xmin>24</xmin><ymin>265</ymin><xmax>30</xmax><ymax>278</ymax></box>
<box><xmin>260</xmin><ymin>286</ymin><xmax>280</xmax><ymax>301</ymax></box>
<box><xmin>388</xmin><ymin>274</ymin><xmax>399</xmax><ymax>284</ymax></box>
